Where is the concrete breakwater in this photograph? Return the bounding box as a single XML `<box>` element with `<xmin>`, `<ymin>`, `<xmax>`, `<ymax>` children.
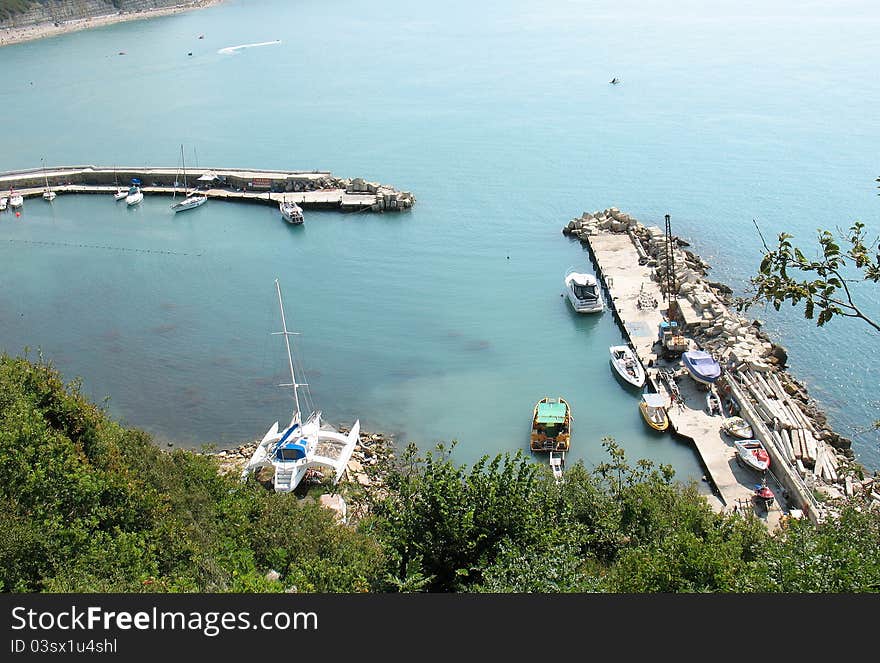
<box><xmin>564</xmin><ymin>208</ymin><xmax>879</xmax><ymax>525</ymax></box>
<box><xmin>0</xmin><ymin>165</ymin><xmax>415</xmax><ymax>213</ymax></box>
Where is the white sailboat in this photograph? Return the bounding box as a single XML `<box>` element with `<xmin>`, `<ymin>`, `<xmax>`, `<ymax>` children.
<box><xmin>113</xmin><ymin>167</ymin><xmax>128</xmax><ymax>200</ymax></box>
<box><xmin>170</xmin><ymin>144</ymin><xmax>207</xmax><ymax>213</ymax></box>
<box><xmin>41</xmin><ymin>159</ymin><xmax>56</xmax><ymax>201</ymax></box>
<box><xmin>241</xmin><ymin>279</ymin><xmax>360</xmax><ymax>493</ymax></box>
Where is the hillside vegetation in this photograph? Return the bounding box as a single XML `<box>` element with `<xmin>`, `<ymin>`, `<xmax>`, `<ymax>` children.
<box><xmin>1</xmin><ymin>352</ymin><xmax>878</xmax><ymax>593</ymax></box>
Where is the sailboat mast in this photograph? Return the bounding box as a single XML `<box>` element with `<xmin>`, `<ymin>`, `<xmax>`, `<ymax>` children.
<box><xmin>181</xmin><ymin>144</ymin><xmax>187</xmax><ymax>191</ymax></box>
<box><xmin>274</xmin><ymin>278</ymin><xmax>302</xmax><ymax>416</ymax></box>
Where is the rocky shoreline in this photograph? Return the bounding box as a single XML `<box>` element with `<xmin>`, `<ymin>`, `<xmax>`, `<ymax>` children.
<box><xmin>0</xmin><ymin>1</ymin><xmax>223</xmax><ymax>48</ymax></box>
<box><xmin>564</xmin><ymin>208</ymin><xmax>879</xmax><ymax>517</ymax></box>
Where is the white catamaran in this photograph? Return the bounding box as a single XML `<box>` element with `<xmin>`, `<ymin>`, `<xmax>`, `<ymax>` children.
<box><xmin>241</xmin><ymin>279</ymin><xmax>360</xmax><ymax>493</ymax></box>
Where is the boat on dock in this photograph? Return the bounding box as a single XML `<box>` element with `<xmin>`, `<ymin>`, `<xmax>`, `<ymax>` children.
<box><xmin>706</xmin><ymin>385</ymin><xmax>723</xmax><ymax>416</ymax></box>
<box><xmin>609</xmin><ymin>344</ymin><xmax>646</xmax><ymax>388</ymax></box>
<box><xmin>125</xmin><ymin>179</ymin><xmax>144</xmax><ymax>206</ymax></box>
<box><xmin>682</xmin><ymin>349</ymin><xmax>722</xmax><ymax>386</ymax></box>
<box><xmin>734</xmin><ymin>439</ymin><xmax>770</xmax><ymax>473</ymax></box>
<box><xmin>564</xmin><ymin>268</ymin><xmax>603</xmax><ymax>313</ymax></box>
<box><xmin>530</xmin><ymin>397</ymin><xmax>571</xmax><ymax>452</ymax></box>
<box><xmin>280</xmin><ymin>198</ymin><xmax>304</xmax><ymax>225</ymax></box>
<box><xmin>170</xmin><ymin>144</ymin><xmax>207</xmax><ymax>213</ymax></box>
<box><xmin>721</xmin><ymin>416</ymin><xmax>753</xmax><ymax>439</ymax></box>
<box><xmin>549</xmin><ymin>451</ymin><xmax>565</xmax><ymax>484</ymax></box>
<box><xmin>639</xmin><ymin>393</ymin><xmax>669</xmax><ymax>432</ymax></box>
<box><xmin>241</xmin><ymin>279</ymin><xmax>360</xmax><ymax>493</ymax></box>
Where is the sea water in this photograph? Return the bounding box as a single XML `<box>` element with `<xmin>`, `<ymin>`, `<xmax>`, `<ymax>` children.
<box><xmin>1</xmin><ymin>0</ymin><xmax>878</xmax><ymax>477</ymax></box>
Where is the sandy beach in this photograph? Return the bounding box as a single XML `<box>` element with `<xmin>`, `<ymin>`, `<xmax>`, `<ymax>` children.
<box><xmin>0</xmin><ymin>1</ymin><xmax>224</xmax><ymax>47</ymax></box>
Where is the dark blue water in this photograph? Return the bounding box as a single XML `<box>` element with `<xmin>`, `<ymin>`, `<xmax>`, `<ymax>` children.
<box><xmin>1</xmin><ymin>0</ymin><xmax>878</xmax><ymax>474</ymax></box>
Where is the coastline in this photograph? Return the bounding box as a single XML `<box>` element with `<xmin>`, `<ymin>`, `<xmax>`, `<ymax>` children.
<box><xmin>0</xmin><ymin>0</ymin><xmax>224</xmax><ymax>48</ymax></box>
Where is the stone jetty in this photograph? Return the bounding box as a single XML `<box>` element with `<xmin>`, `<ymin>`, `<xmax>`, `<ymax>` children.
<box><xmin>0</xmin><ymin>165</ymin><xmax>415</xmax><ymax>214</ymax></box>
<box><xmin>564</xmin><ymin>208</ymin><xmax>877</xmax><ymax>525</ymax></box>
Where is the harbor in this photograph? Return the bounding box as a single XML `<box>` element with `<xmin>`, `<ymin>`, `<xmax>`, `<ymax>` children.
<box><xmin>564</xmin><ymin>209</ymin><xmax>876</xmax><ymax>527</ymax></box>
<box><xmin>0</xmin><ymin>165</ymin><xmax>415</xmax><ymax>214</ymax></box>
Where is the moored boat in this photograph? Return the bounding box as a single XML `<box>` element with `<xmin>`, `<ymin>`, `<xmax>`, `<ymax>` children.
<box><xmin>240</xmin><ymin>279</ymin><xmax>360</xmax><ymax>493</ymax></box>
<box><xmin>609</xmin><ymin>344</ymin><xmax>646</xmax><ymax>388</ymax></box>
<box><xmin>564</xmin><ymin>267</ymin><xmax>603</xmax><ymax>313</ymax></box>
<box><xmin>734</xmin><ymin>439</ymin><xmax>770</xmax><ymax>473</ymax></box>
<box><xmin>125</xmin><ymin>179</ymin><xmax>144</xmax><ymax>206</ymax></box>
<box><xmin>9</xmin><ymin>188</ymin><xmax>23</xmax><ymax>209</ymax></box>
<box><xmin>0</xmin><ymin>196</ymin><xmax>7</xmax><ymax>211</ymax></box>
<box><xmin>682</xmin><ymin>349</ymin><xmax>721</xmax><ymax>385</ymax></box>
<box><xmin>706</xmin><ymin>385</ymin><xmax>723</xmax><ymax>416</ymax></box>
<box><xmin>549</xmin><ymin>451</ymin><xmax>565</xmax><ymax>484</ymax></box>
<box><xmin>280</xmin><ymin>199</ymin><xmax>304</xmax><ymax>225</ymax></box>
<box><xmin>721</xmin><ymin>416</ymin><xmax>753</xmax><ymax>439</ymax></box>
<box><xmin>530</xmin><ymin>397</ymin><xmax>571</xmax><ymax>452</ymax></box>
<box><xmin>639</xmin><ymin>393</ymin><xmax>669</xmax><ymax>432</ymax></box>
<box><xmin>170</xmin><ymin>144</ymin><xmax>208</xmax><ymax>213</ymax></box>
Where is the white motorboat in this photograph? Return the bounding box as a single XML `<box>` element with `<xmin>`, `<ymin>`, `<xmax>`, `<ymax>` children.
<box><xmin>734</xmin><ymin>439</ymin><xmax>770</xmax><ymax>473</ymax></box>
<box><xmin>609</xmin><ymin>344</ymin><xmax>646</xmax><ymax>388</ymax></box>
<box><xmin>721</xmin><ymin>416</ymin><xmax>753</xmax><ymax>440</ymax></box>
<box><xmin>706</xmin><ymin>385</ymin><xmax>723</xmax><ymax>416</ymax></box>
<box><xmin>241</xmin><ymin>279</ymin><xmax>360</xmax><ymax>493</ymax></box>
<box><xmin>549</xmin><ymin>452</ymin><xmax>565</xmax><ymax>485</ymax></box>
<box><xmin>125</xmin><ymin>184</ymin><xmax>144</xmax><ymax>206</ymax></box>
<box><xmin>564</xmin><ymin>267</ymin><xmax>603</xmax><ymax>313</ymax></box>
<box><xmin>280</xmin><ymin>198</ymin><xmax>304</xmax><ymax>225</ymax></box>
<box><xmin>114</xmin><ymin>188</ymin><xmax>129</xmax><ymax>201</ymax></box>
<box><xmin>9</xmin><ymin>188</ymin><xmax>23</xmax><ymax>209</ymax></box>
<box><xmin>170</xmin><ymin>144</ymin><xmax>208</xmax><ymax>213</ymax></box>
<box><xmin>0</xmin><ymin>196</ymin><xmax>7</xmax><ymax>211</ymax></box>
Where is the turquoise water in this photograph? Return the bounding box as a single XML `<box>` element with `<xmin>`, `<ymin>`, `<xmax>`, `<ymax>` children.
<box><xmin>1</xmin><ymin>0</ymin><xmax>878</xmax><ymax>475</ymax></box>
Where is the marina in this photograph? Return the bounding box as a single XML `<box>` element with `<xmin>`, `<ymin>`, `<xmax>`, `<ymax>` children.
<box><xmin>0</xmin><ymin>165</ymin><xmax>415</xmax><ymax>214</ymax></box>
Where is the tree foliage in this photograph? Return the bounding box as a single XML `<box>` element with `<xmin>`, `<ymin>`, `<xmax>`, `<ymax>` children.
<box><xmin>743</xmin><ymin>220</ymin><xmax>880</xmax><ymax>331</ymax></box>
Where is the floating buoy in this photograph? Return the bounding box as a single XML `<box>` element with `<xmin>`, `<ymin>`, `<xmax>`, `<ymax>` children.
<box><xmin>15</xmin><ymin>211</ymin><xmax>21</xmax><ymax>217</ymax></box>
<box><xmin>188</xmin><ymin>52</ymin><xmax>193</xmax><ymax>56</ymax></box>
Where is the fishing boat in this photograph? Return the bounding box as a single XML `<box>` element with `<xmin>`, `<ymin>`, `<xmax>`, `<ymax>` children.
<box><xmin>549</xmin><ymin>452</ymin><xmax>565</xmax><ymax>485</ymax></box>
<box><xmin>609</xmin><ymin>344</ymin><xmax>646</xmax><ymax>388</ymax></box>
<box><xmin>721</xmin><ymin>416</ymin><xmax>753</xmax><ymax>439</ymax></box>
<box><xmin>9</xmin><ymin>188</ymin><xmax>23</xmax><ymax>209</ymax></box>
<box><xmin>734</xmin><ymin>439</ymin><xmax>770</xmax><ymax>473</ymax></box>
<box><xmin>639</xmin><ymin>393</ymin><xmax>669</xmax><ymax>432</ymax></box>
<box><xmin>682</xmin><ymin>349</ymin><xmax>721</xmax><ymax>385</ymax></box>
<box><xmin>280</xmin><ymin>198</ymin><xmax>304</xmax><ymax>225</ymax></box>
<box><xmin>125</xmin><ymin>179</ymin><xmax>144</xmax><ymax>206</ymax></box>
<box><xmin>563</xmin><ymin>267</ymin><xmax>603</xmax><ymax>313</ymax></box>
<box><xmin>241</xmin><ymin>279</ymin><xmax>360</xmax><ymax>493</ymax></box>
<box><xmin>170</xmin><ymin>144</ymin><xmax>207</xmax><ymax>213</ymax></box>
<box><xmin>41</xmin><ymin>159</ymin><xmax>56</xmax><ymax>201</ymax></box>
<box><xmin>706</xmin><ymin>385</ymin><xmax>723</xmax><ymax>416</ymax></box>
<box><xmin>530</xmin><ymin>397</ymin><xmax>571</xmax><ymax>452</ymax></box>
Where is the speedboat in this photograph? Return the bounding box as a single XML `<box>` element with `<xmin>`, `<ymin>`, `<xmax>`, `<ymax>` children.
<box><xmin>530</xmin><ymin>397</ymin><xmax>571</xmax><ymax>453</ymax></box>
<box><xmin>721</xmin><ymin>416</ymin><xmax>753</xmax><ymax>439</ymax></box>
<box><xmin>564</xmin><ymin>267</ymin><xmax>603</xmax><ymax>313</ymax></box>
<box><xmin>280</xmin><ymin>199</ymin><xmax>304</xmax><ymax>225</ymax></box>
<box><xmin>549</xmin><ymin>452</ymin><xmax>565</xmax><ymax>485</ymax></box>
<box><xmin>735</xmin><ymin>440</ymin><xmax>770</xmax><ymax>473</ymax></box>
<box><xmin>9</xmin><ymin>189</ymin><xmax>23</xmax><ymax>209</ymax></box>
<box><xmin>639</xmin><ymin>393</ymin><xmax>669</xmax><ymax>432</ymax></box>
<box><xmin>682</xmin><ymin>349</ymin><xmax>721</xmax><ymax>385</ymax></box>
<box><xmin>125</xmin><ymin>185</ymin><xmax>144</xmax><ymax>206</ymax></box>
<box><xmin>241</xmin><ymin>280</ymin><xmax>360</xmax><ymax>493</ymax></box>
<box><xmin>609</xmin><ymin>344</ymin><xmax>646</xmax><ymax>388</ymax></box>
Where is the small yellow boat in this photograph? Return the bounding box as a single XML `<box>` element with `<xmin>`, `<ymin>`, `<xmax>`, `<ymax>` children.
<box><xmin>530</xmin><ymin>397</ymin><xmax>571</xmax><ymax>452</ymax></box>
<box><xmin>639</xmin><ymin>393</ymin><xmax>669</xmax><ymax>432</ymax></box>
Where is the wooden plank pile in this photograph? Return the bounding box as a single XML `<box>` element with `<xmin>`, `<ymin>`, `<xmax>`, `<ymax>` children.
<box><xmin>732</xmin><ymin>369</ymin><xmax>839</xmax><ymax>482</ymax></box>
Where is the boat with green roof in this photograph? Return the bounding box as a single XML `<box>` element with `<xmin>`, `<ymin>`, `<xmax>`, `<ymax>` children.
<box><xmin>530</xmin><ymin>397</ymin><xmax>571</xmax><ymax>452</ymax></box>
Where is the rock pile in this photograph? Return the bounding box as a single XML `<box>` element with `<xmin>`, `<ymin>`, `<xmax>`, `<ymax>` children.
<box><xmin>340</xmin><ymin>177</ymin><xmax>415</xmax><ymax>211</ymax></box>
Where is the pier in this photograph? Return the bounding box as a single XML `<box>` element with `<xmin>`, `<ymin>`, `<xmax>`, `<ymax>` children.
<box><xmin>583</xmin><ymin>230</ymin><xmax>779</xmax><ymax>521</ymax></box>
<box><xmin>562</xmin><ymin>207</ymin><xmax>875</xmax><ymax>526</ymax></box>
<box><xmin>0</xmin><ymin>165</ymin><xmax>415</xmax><ymax>213</ymax></box>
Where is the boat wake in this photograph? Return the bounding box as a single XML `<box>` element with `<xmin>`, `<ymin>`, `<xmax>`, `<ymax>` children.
<box><xmin>218</xmin><ymin>40</ymin><xmax>281</xmax><ymax>55</ymax></box>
